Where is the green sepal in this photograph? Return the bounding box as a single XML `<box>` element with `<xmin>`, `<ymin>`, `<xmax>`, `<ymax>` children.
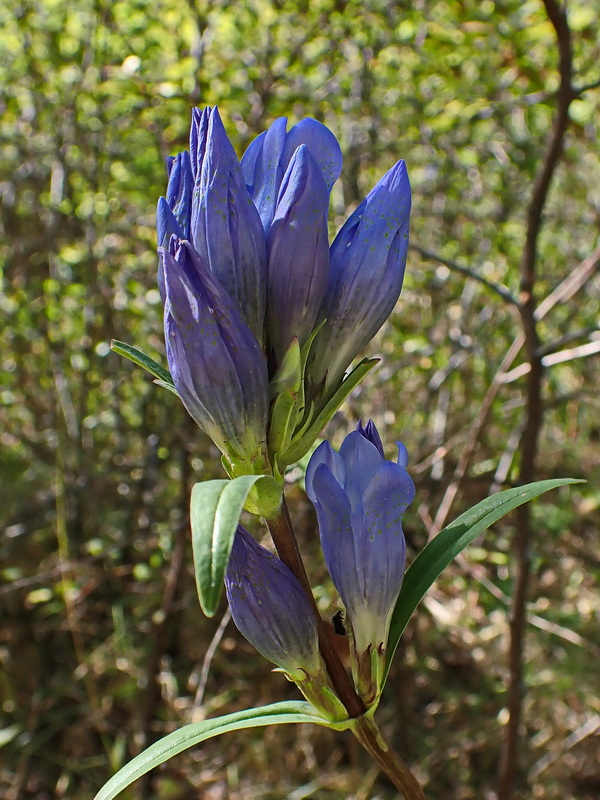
<box><xmin>382</xmin><ymin>478</ymin><xmax>583</xmax><ymax>686</ymax></box>
<box><xmin>280</xmin><ymin>357</ymin><xmax>379</xmax><ymax>466</ymax></box>
<box><xmin>93</xmin><ymin>702</ymin><xmax>333</xmax><ymax>800</ymax></box>
<box><xmin>110</xmin><ymin>340</ymin><xmax>177</xmax><ymax>393</ymax></box>
<box><xmin>268</xmin><ymin>337</ymin><xmax>303</xmax><ymax>457</ymax></box>
<box><xmin>190</xmin><ymin>475</ymin><xmax>282</xmax><ymax>617</ymax></box>
<box><xmin>269</xmin><ymin>336</ymin><xmax>302</xmax><ymax>400</ymax></box>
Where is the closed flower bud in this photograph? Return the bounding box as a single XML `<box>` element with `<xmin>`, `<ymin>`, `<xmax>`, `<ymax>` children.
<box><xmin>161</xmin><ymin>238</ymin><xmax>269</xmax><ymax>469</ymax></box>
<box><xmin>308</xmin><ymin>160</ymin><xmax>411</xmax><ymax>393</ymax></box>
<box><xmin>305</xmin><ymin>421</ymin><xmax>415</xmax><ymax>702</ymax></box>
<box><xmin>225</xmin><ymin>526</ymin><xmax>321</xmax><ymax>682</ymax></box>
<box><xmin>241</xmin><ymin>116</ymin><xmax>342</xmax><ymax>232</ymax></box>
<box><xmin>188</xmin><ymin>107</ymin><xmax>267</xmax><ymax>343</ymax></box>
<box><xmin>267</xmin><ymin>144</ymin><xmax>330</xmax><ymax>362</ymax></box>
<box><xmin>164</xmin><ymin>151</ymin><xmax>193</xmax><ymax>241</ymax></box>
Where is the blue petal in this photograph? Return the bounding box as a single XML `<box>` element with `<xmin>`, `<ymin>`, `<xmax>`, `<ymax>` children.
<box><xmin>189</xmin><ymin>106</ymin><xmax>210</xmax><ymax>180</ymax></box>
<box><xmin>311</xmin><ymin>464</ymin><xmax>353</xmax><ymax>595</ymax></box>
<box><xmin>241</xmin><ymin>117</ymin><xmax>288</xmax><ymax>230</ymax></box>
<box><xmin>189</xmin><ymin>108</ymin><xmax>267</xmax><ymax>342</ymax></box>
<box><xmin>165</xmin><ymin>151</ymin><xmax>193</xmax><ymax>238</ymax></box>
<box><xmin>267</xmin><ymin>144</ymin><xmax>330</xmax><ymax>361</ymax></box>
<box><xmin>356</xmin><ymin>419</ymin><xmax>385</xmax><ymax>457</ymax></box>
<box><xmin>305</xmin><ymin>440</ymin><xmax>346</xmax><ymax>504</ymax></box>
<box><xmin>242</xmin><ymin>117</ymin><xmax>342</xmax><ymax>232</ymax></box>
<box><xmin>308</xmin><ymin>160</ymin><xmax>411</xmax><ymax>389</ymax></box>
<box><xmin>161</xmin><ymin>241</ymin><xmax>268</xmax><ymax>457</ymax></box>
<box><xmin>351</xmin><ymin>461</ymin><xmax>412</xmax><ymax>617</ymax></box>
<box><xmin>163</xmin><ymin>310</ymin><xmax>225</xmax><ymax>448</ymax></box>
<box><xmin>339</xmin><ymin>431</ymin><xmax>385</xmax><ymax>506</ymax></box>
<box><xmin>225</xmin><ymin>526</ymin><xmax>320</xmax><ymax>675</ymax></box>
<box><xmin>305</xmin><ymin>427</ymin><xmax>415</xmax><ymax>652</ymax></box>
<box><xmin>282</xmin><ymin>118</ymin><xmax>342</xmax><ymax>194</ymax></box>
<box><xmin>156</xmin><ymin>196</ymin><xmax>183</xmax><ymax>249</ymax></box>
<box><xmin>396</xmin><ymin>441</ymin><xmax>409</xmax><ymax>469</ymax></box>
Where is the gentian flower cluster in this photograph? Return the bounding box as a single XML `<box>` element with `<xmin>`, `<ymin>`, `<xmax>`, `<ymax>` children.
<box><xmin>156</xmin><ymin>108</ymin><xmax>414</xmax><ymax>714</ymax></box>
<box><xmin>157</xmin><ymin>107</ymin><xmax>411</xmax><ymax>482</ymax></box>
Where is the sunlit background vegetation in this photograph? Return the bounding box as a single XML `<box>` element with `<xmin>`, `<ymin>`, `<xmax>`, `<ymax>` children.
<box><xmin>1</xmin><ymin>0</ymin><xmax>599</xmax><ymax>798</ymax></box>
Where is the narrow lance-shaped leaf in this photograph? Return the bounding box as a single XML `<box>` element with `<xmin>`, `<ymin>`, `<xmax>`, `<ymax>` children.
<box><xmin>190</xmin><ymin>475</ymin><xmax>282</xmax><ymax>617</ymax></box>
<box><xmin>94</xmin><ymin>702</ymin><xmax>334</xmax><ymax>800</ymax></box>
<box><xmin>382</xmin><ymin>478</ymin><xmax>582</xmax><ymax>686</ymax></box>
<box><xmin>110</xmin><ymin>340</ymin><xmax>177</xmax><ymax>394</ymax></box>
<box><xmin>281</xmin><ymin>357</ymin><xmax>378</xmax><ymax>467</ymax></box>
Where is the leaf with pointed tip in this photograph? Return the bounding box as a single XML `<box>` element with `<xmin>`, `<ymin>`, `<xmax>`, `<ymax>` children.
<box><xmin>94</xmin><ymin>702</ymin><xmax>331</xmax><ymax>800</ymax></box>
<box><xmin>153</xmin><ymin>379</ymin><xmax>180</xmax><ymax>396</ymax></box>
<box><xmin>191</xmin><ymin>475</ymin><xmax>282</xmax><ymax>616</ymax></box>
<box><xmin>281</xmin><ymin>358</ymin><xmax>378</xmax><ymax>466</ymax></box>
<box><xmin>110</xmin><ymin>340</ymin><xmax>176</xmax><ymax>392</ymax></box>
<box><xmin>383</xmin><ymin>478</ymin><xmax>582</xmax><ymax>685</ymax></box>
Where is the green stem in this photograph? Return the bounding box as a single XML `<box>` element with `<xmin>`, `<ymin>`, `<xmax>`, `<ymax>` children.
<box><xmin>352</xmin><ymin>715</ymin><xmax>427</xmax><ymax>800</ymax></box>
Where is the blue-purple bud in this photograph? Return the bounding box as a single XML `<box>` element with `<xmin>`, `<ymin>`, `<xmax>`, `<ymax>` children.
<box><xmin>163</xmin><ymin>151</ymin><xmax>193</xmax><ymax>241</ymax></box>
<box><xmin>187</xmin><ymin>108</ymin><xmax>267</xmax><ymax>343</ymax></box>
<box><xmin>308</xmin><ymin>160</ymin><xmax>411</xmax><ymax>392</ymax></box>
<box><xmin>305</xmin><ymin>421</ymin><xmax>415</xmax><ymax>662</ymax></box>
<box><xmin>241</xmin><ymin>117</ymin><xmax>342</xmax><ymax>232</ymax></box>
<box><xmin>161</xmin><ymin>238</ymin><xmax>269</xmax><ymax>468</ymax></box>
<box><xmin>225</xmin><ymin>526</ymin><xmax>321</xmax><ymax>681</ymax></box>
<box><xmin>267</xmin><ymin>145</ymin><xmax>330</xmax><ymax>362</ymax></box>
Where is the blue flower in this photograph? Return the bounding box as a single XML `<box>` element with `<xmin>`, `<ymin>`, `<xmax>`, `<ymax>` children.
<box><xmin>225</xmin><ymin>526</ymin><xmax>321</xmax><ymax>681</ymax></box>
<box><xmin>159</xmin><ymin>107</ymin><xmax>267</xmax><ymax>344</ymax></box>
<box><xmin>266</xmin><ymin>144</ymin><xmax>331</xmax><ymax>362</ymax></box>
<box><xmin>305</xmin><ymin>421</ymin><xmax>414</xmax><ymax>701</ymax></box>
<box><xmin>307</xmin><ymin>160</ymin><xmax>411</xmax><ymax>393</ymax></box>
<box><xmin>241</xmin><ymin>116</ymin><xmax>342</xmax><ymax>232</ymax></box>
<box><xmin>161</xmin><ymin>237</ymin><xmax>269</xmax><ymax>470</ymax></box>
<box><xmin>155</xmin><ymin>108</ymin><xmax>412</xmax><ymax>478</ymax></box>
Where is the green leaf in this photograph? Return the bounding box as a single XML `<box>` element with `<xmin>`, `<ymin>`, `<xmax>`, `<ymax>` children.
<box><xmin>282</xmin><ymin>358</ymin><xmax>378</xmax><ymax>466</ymax></box>
<box><xmin>190</xmin><ymin>475</ymin><xmax>281</xmax><ymax>616</ymax></box>
<box><xmin>383</xmin><ymin>478</ymin><xmax>582</xmax><ymax>683</ymax></box>
<box><xmin>94</xmin><ymin>702</ymin><xmax>330</xmax><ymax>800</ymax></box>
<box><xmin>110</xmin><ymin>340</ymin><xmax>176</xmax><ymax>391</ymax></box>
<box><xmin>153</xmin><ymin>378</ymin><xmax>179</xmax><ymax>396</ymax></box>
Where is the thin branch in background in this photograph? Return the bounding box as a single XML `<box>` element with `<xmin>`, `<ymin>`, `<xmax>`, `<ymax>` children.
<box><xmin>437</xmin><ymin>554</ymin><xmax>600</xmax><ymax>657</ymax></box>
<box><xmin>137</xmin><ymin>429</ymin><xmax>192</xmax><ymax>799</ymax></box>
<box><xmin>410</xmin><ymin>242</ymin><xmax>519</xmax><ymax>306</ymax></box>
<box><xmin>536</xmin><ymin>325</ymin><xmax>600</xmax><ymax>357</ymax></box>
<box><xmin>490</xmin><ymin>423</ymin><xmax>524</xmax><ymax>494</ymax></box>
<box><xmin>429</xmin><ymin>388</ymin><xmax>450</xmax><ymax>482</ymax></box>
<box><xmin>500</xmin><ymin>339</ymin><xmax>600</xmax><ymax>384</ymax></box>
<box><xmin>535</xmin><ymin>244</ymin><xmax>600</xmax><ymax>321</ymax></box>
<box><xmin>528</xmin><ymin>714</ymin><xmax>600</xmax><ymax>780</ymax></box>
<box><xmin>191</xmin><ymin>607</ymin><xmax>232</xmax><ymax>711</ymax></box>
<box><xmin>412</xmin><ymin>430</ymin><xmax>466</xmax><ymax>475</ymax></box>
<box><xmin>573</xmin><ymin>78</ymin><xmax>600</xmax><ymax>96</ymax></box>
<box><xmin>428</xmin><ymin>334</ymin><xmax>524</xmax><ymax>539</ymax></box>
<box><xmin>498</xmin><ymin>1</ymin><xmax>575</xmax><ymax>797</ymax></box>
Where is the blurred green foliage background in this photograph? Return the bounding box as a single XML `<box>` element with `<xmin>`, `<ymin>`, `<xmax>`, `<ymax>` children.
<box><xmin>1</xmin><ymin>0</ymin><xmax>599</xmax><ymax>798</ymax></box>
